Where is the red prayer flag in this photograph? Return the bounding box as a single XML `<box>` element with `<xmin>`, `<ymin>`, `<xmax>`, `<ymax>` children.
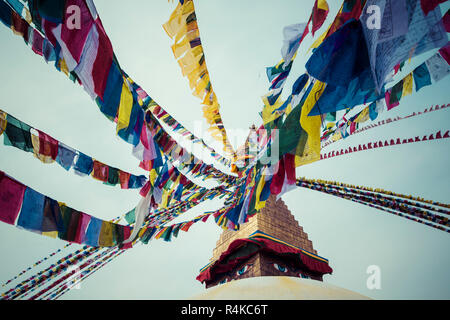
<box><xmin>438</xmin><ymin>43</ymin><xmax>450</xmax><ymax>65</ymax></box>
<box><xmin>60</xmin><ymin>0</ymin><xmax>94</xmax><ymax>66</ymax></box>
<box><xmin>91</xmin><ymin>19</ymin><xmax>113</xmax><ymax>99</ymax></box>
<box><xmin>0</xmin><ymin>172</ymin><xmax>26</xmax><ymax>225</ymax></box>
<box><xmin>180</xmin><ymin>221</ymin><xmax>195</xmax><ymax>232</ymax></box>
<box><xmin>119</xmin><ymin>171</ymin><xmax>131</xmax><ymax>189</ymax></box>
<box><xmin>11</xmin><ymin>11</ymin><xmax>28</xmax><ymax>38</ymax></box>
<box><xmin>270</xmin><ymin>158</ymin><xmax>285</xmax><ymax>196</ymax></box>
<box><xmin>38</xmin><ymin>130</ymin><xmax>59</xmax><ymax>160</ymax></box>
<box><xmin>92</xmin><ymin>160</ymin><xmax>109</xmax><ymax>182</ymax></box>
<box><xmin>420</xmin><ymin>0</ymin><xmax>446</xmax><ymax>16</ymax></box>
<box><xmin>122</xmin><ymin>226</ymin><xmax>133</xmax><ymax>249</ymax></box>
<box><xmin>312</xmin><ymin>0</ymin><xmax>329</xmax><ymax>36</ymax></box>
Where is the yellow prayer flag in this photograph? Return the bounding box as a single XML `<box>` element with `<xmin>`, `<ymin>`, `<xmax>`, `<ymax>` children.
<box><xmin>296</xmin><ymin>80</ymin><xmax>325</xmax><ymax>167</ymax></box>
<box><xmin>173</xmin><ymin>25</ymin><xmax>187</xmax><ymax>43</ymax></box>
<box><xmin>254</xmin><ymin>175</ymin><xmax>267</xmax><ymax>210</ymax></box>
<box><xmin>98</xmin><ymin>222</ymin><xmax>114</xmax><ymax>247</ymax></box>
<box><xmin>150</xmin><ymin>169</ymin><xmax>158</xmax><ymax>186</ymax></box>
<box><xmin>181</xmin><ymin>0</ymin><xmax>194</xmax><ymax>15</ymax></box>
<box><xmin>161</xmin><ymin>190</ymin><xmax>170</xmax><ymax>208</ymax></box>
<box><xmin>178</xmin><ymin>52</ymin><xmax>201</xmax><ymax>76</ymax></box>
<box><xmin>138</xmin><ymin>227</ymin><xmax>147</xmax><ymax>239</ymax></box>
<box><xmin>154</xmin><ymin>228</ymin><xmax>165</xmax><ymax>240</ymax></box>
<box><xmin>402</xmin><ymin>73</ymin><xmax>413</xmax><ymax>97</ymax></box>
<box><xmin>261</xmin><ymin>93</ymin><xmax>285</xmax><ymax>124</ymax></box>
<box><xmin>317</xmin><ymin>0</ymin><xmax>329</xmax><ymax>11</ymax></box>
<box><xmin>42</xmin><ymin>231</ymin><xmax>58</xmax><ymax>239</ymax></box>
<box><xmin>354</xmin><ymin>106</ymin><xmax>370</xmax><ymax>123</ymax></box>
<box><xmin>193</xmin><ymin>74</ymin><xmax>210</xmax><ymax>98</ymax></box>
<box><xmin>171</xmin><ymin>37</ymin><xmax>190</xmax><ymax>58</ymax></box>
<box><xmin>58</xmin><ymin>58</ymin><xmax>70</xmax><ymax>76</ymax></box>
<box><xmin>24</xmin><ymin>8</ymin><xmax>32</xmax><ymax>24</ymax></box>
<box><xmin>0</xmin><ymin>110</ymin><xmax>7</xmax><ymax>136</ymax></box>
<box><xmin>191</xmin><ymin>45</ymin><xmax>203</xmax><ymax>58</ymax></box>
<box><xmin>186</xmin><ymin>29</ymin><xmax>200</xmax><ymax>42</ymax></box>
<box><xmin>186</xmin><ymin>20</ymin><xmax>198</xmax><ymax>32</ymax></box>
<box><xmin>187</xmin><ymin>63</ymin><xmax>207</xmax><ymax>88</ymax></box>
<box><xmin>116</xmin><ymin>81</ymin><xmax>133</xmax><ymax>133</ymax></box>
<box><xmin>163</xmin><ymin>3</ymin><xmax>183</xmax><ymax>38</ymax></box>
<box><xmin>332</xmin><ymin>131</ymin><xmax>342</xmax><ymax>141</ymax></box>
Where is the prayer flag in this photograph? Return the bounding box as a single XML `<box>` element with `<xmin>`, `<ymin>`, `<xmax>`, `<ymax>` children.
<box><xmin>17</xmin><ymin>187</ymin><xmax>46</xmax><ymax>234</ymax></box>
<box><xmin>0</xmin><ymin>172</ymin><xmax>26</xmax><ymax>225</ymax></box>
<box><xmin>73</xmin><ymin>152</ymin><xmax>94</xmax><ymax>176</ymax></box>
<box><xmin>312</xmin><ymin>0</ymin><xmax>329</xmax><ymax>36</ymax></box>
<box><xmin>413</xmin><ymin>62</ymin><xmax>432</xmax><ymax>92</ymax></box>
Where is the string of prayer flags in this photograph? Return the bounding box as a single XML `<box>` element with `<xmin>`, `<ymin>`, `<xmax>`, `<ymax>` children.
<box><xmin>1</xmin><ymin>0</ymin><xmax>233</xmax><ymax>188</ymax></box>
<box><xmin>163</xmin><ymin>0</ymin><xmax>236</xmax><ymax>160</ymax></box>
<box><xmin>261</xmin><ymin>14</ymin><xmax>312</xmax><ymax>122</ymax></box>
<box><xmin>145</xmin><ymin>109</ymin><xmax>236</xmax><ymax>184</ymax></box>
<box><xmin>320</xmin><ymin>129</ymin><xmax>450</xmax><ymax>161</ymax></box>
<box><xmin>11</xmin><ymin>248</ymin><xmax>120</xmax><ymax>300</ymax></box>
<box><xmin>307</xmin><ymin>0</ymin><xmax>448</xmax><ymax>116</ymax></box>
<box><xmin>0</xmin><ymin>171</ymin><xmax>135</xmax><ymax>248</ymax></box>
<box><xmin>1</xmin><ymin>210</ymin><xmax>126</xmax><ymax>296</ymax></box>
<box><xmin>142</xmin><ymin>186</ymin><xmax>231</xmax><ymax>228</ymax></box>
<box><xmin>0</xmin><ymin>243</ymin><xmax>72</xmax><ymax>288</ymax></box>
<box><xmin>296</xmin><ymin>178</ymin><xmax>450</xmax><ymax>233</ymax></box>
<box><xmin>3</xmin><ymin>207</ymin><xmax>134</xmax><ymax>300</ymax></box>
<box><xmin>306</xmin><ymin>18</ymin><xmax>380</xmax><ymax>116</ymax></box>
<box><xmin>322</xmin><ymin>48</ymin><xmax>450</xmax><ymax>144</ymax></box>
<box><xmin>0</xmin><ymin>110</ymin><xmax>146</xmax><ymax>189</ymax></box>
<box><xmin>322</xmin><ymin>104</ymin><xmax>450</xmax><ymax>148</ymax></box>
<box><xmin>298</xmin><ymin>177</ymin><xmax>450</xmax><ymax>209</ymax></box>
<box><xmin>41</xmin><ymin>247</ymin><xmax>123</xmax><ymax>300</ymax></box>
<box><xmin>47</xmin><ymin>248</ymin><xmax>126</xmax><ymax>300</ymax></box>
<box><xmin>1</xmin><ymin>246</ymin><xmax>99</xmax><ymax>300</ymax></box>
<box><xmin>135</xmin><ymin>95</ymin><xmax>232</xmax><ymax>168</ymax></box>
<box><xmin>382</xmin><ymin>50</ymin><xmax>449</xmax><ymax>111</ymax></box>
<box><xmin>140</xmin><ymin>203</ymin><xmax>234</xmax><ymax>245</ymax></box>
<box><xmin>301</xmin><ymin>182</ymin><xmax>449</xmax><ymax>222</ymax></box>
<box><xmin>34</xmin><ymin>248</ymin><xmax>118</xmax><ymax>300</ymax></box>
<box><xmin>363</xmin><ymin>0</ymin><xmax>447</xmax><ymax>93</ymax></box>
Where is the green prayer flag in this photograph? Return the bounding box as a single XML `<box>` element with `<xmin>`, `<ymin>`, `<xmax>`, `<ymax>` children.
<box><xmin>389</xmin><ymin>79</ymin><xmax>403</xmax><ymax>105</ymax></box>
<box><xmin>124</xmin><ymin>208</ymin><xmax>136</xmax><ymax>224</ymax></box>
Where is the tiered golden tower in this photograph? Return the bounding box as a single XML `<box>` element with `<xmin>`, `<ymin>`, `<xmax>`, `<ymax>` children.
<box><xmin>197</xmin><ymin>195</ymin><xmax>332</xmax><ymax>288</ymax></box>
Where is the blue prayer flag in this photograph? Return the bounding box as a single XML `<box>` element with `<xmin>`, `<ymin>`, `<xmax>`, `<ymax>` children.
<box><xmin>413</xmin><ymin>62</ymin><xmax>432</xmax><ymax>92</ymax></box>
<box><xmin>56</xmin><ymin>143</ymin><xmax>76</xmax><ymax>171</ymax></box>
<box><xmin>84</xmin><ymin>217</ymin><xmax>103</xmax><ymax>247</ymax></box>
<box><xmin>17</xmin><ymin>188</ymin><xmax>45</xmax><ymax>233</ymax></box>
<box><xmin>73</xmin><ymin>152</ymin><xmax>94</xmax><ymax>176</ymax></box>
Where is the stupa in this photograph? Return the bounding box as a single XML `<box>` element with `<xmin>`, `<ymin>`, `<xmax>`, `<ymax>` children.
<box><xmin>193</xmin><ymin>195</ymin><xmax>369</xmax><ymax>299</ymax></box>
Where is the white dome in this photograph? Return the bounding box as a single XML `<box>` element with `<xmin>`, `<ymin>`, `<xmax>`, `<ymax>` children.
<box><xmin>191</xmin><ymin>276</ymin><xmax>370</xmax><ymax>300</ymax></box>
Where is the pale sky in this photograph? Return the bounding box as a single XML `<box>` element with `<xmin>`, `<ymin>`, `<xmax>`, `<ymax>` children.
<box><xmin>0</xmin><ymin>0</ymin><xmax>449</xmax><ymax>300</ymax></box>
